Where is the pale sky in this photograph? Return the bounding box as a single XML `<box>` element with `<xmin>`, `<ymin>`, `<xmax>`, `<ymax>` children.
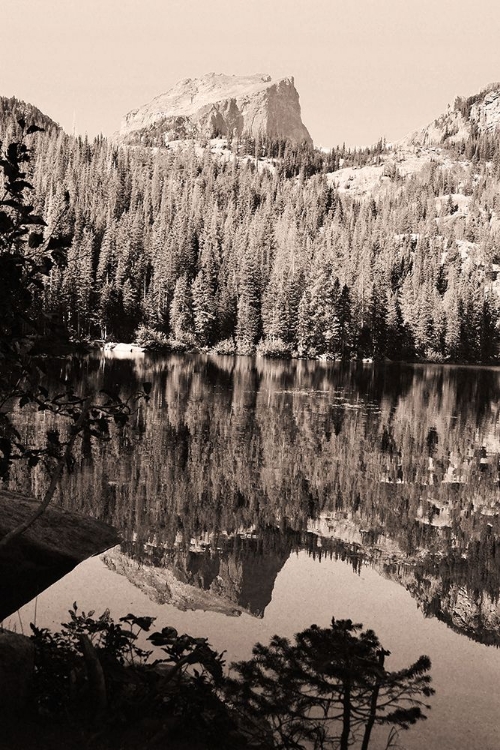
<box><xmin>2</xmin><ymin>0</ymin><xmax>500</xmax><ymax>147</ymax></box>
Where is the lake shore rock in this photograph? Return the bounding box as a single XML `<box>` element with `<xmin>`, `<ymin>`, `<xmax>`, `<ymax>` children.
<box><xmin>0</xmin><ymin>490</ymin><xmax>120</xmax><ymax>620</ymax></box>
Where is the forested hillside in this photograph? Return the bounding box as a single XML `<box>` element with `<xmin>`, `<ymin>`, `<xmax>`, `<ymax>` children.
<box><xmin>2</xmin><ymin>88</ymin><xmax>500</xmax><ymax>362</ymax></box>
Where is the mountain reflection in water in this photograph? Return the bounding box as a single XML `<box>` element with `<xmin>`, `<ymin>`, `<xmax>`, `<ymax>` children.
<box><xmin>9</xmin><ymin>354</ymin><xmax>500</xmax><ymax>644</ymax></box>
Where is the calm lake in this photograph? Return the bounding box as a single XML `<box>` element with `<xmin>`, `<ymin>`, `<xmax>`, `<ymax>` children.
<box><xmin>7</xmin><ymin>353</ymin><xmax>500</xmax><ymax>750</ymax></box>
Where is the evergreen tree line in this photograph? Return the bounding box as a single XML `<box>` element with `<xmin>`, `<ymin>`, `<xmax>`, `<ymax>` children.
<box><xmin>2</xmin><ymin>96</ymin><xmax>500</xmax><ymax>362</ymax></box>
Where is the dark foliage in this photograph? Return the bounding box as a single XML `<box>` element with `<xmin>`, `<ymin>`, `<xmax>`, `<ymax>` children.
<box><xmin>29</xmin><ymin>604</ymin><xmax>244</xmax><ymax>749</ymax></box>
<box><xmin>0</xmin><ymin>121</ymin><xmax>150</xmax><ymax>547</ymax></box>
<box><xmin>227</xmin><ymin>618</ymin><xmax>434</xmax><ymax>750</ymax></box>
<box><xmin>27</xmin><ymin>609</ymin><xmax>433</xmax><ymax>750</ymax></box>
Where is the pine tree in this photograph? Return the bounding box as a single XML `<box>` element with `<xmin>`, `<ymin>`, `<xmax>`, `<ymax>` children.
<box><xmin>1</xmin><ymin>95</ymin><xmax>499</xmax><ymax>361</ymax></box>
<box><xmin>261</xmin><ymin>274</ymin><xmax>290</xmax><ymax>343</ymax></box>
<box><xmin>236</xmin><ymin>249</ymin><xmax>261</xmax><ymax>352</ymax></box>
<box><xmin>192</xmin><ymin>270</ymin><xmax>216</xmax><ymax>346</ymax></box>
<box><xmin>228</xmin><ymin>619</ymin><xmax>434</xmax><ymax>750</ymax></box>
<box><xmin>297</xmin><ymin>288</ymin><xmax>316</xmax><ymax>356</ymax></box>
<box><xmin>170</xmin><ymin>274</ymin><xmax>194</xmax><ymax>342</ymax></box>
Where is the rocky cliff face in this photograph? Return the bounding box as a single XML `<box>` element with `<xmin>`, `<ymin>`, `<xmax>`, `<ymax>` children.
<box><xmin>102</xmin><ymin>546</ymin><xmax>245</xmax><ymax>616</ymax></box>
<box><xmin>380</xmin><ymin>562</ymin><xmax>500</xmax><ymax>647</ymax></box>
<box><xmin>329</xmin><ymin>83</ymin><xmax>500</xmax><ymax>197</ymax></box>
<box><xmin>402</xmin><ymin>82</ymin><xmax>500</xmax><ymax>148</ymax></box>
<box><xmin>106</xmin><ymin>528</ymin><xmax>292</xmax><ymax>618</ymax></box>
<box><xmin>307</xmin><ymin>510</ymin><xmax>500</xmax><ymax>646</ymax></box>
<box><xmin>118</xmin><ymin>73</ymin><xmax>312</xmax><ymax>146</ymax></box>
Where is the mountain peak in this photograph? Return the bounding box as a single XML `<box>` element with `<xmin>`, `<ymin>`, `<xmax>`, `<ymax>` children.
<box><xmin>118</xmin><ymin>73</ymin><xmax>311</xmax><ymax>146</ymax></box>
<box><xmin>402</xmin><ymin>82</ymin><xmax>500</xmax><ymax>149</ymax></box>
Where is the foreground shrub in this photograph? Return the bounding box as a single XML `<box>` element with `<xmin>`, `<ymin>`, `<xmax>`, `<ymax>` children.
<box><xmin>235</xmin><ymin>338</ymin><xmax>255</xmax><ymax>356</ymax></box>
<box><xmin>134</xmin><ymin>324</ymin><xmax>169</xmax><ymax>348</ymax></box>
<box><xmin>29</xmin><ymin>604</ymin><xmax>242</xmax><ymax>748</ymax></box>
<box><xmin>134</xmin><ymin>325</ymin><xmax>195</xmax><ymax>353</ymax></box>
<box><xmin>22</xmin><ymin>608</ymin><xmax>435</xmax><ymax>750</ymax></box>
<box><xmin>424</xmin><ymin>348</ymin><xmax>446</xmax><ymax>363</ymax></box>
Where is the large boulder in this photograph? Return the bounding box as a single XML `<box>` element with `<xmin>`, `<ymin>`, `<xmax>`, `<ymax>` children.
<box><xmin>0</xmin><ymin>490</ymin><xmax>120</xmax><ymax>620</ymax></box>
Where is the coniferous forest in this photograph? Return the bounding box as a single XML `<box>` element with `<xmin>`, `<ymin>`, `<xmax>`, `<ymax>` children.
<box><xmin>2</xmin><ymin>92</ymin><xmax>500</xmax><ymax>362</ymax></box>
<box><xmin>6</xmin><ymin>80</ymin><xmax>500</xmax><ymax>750</ymax></box>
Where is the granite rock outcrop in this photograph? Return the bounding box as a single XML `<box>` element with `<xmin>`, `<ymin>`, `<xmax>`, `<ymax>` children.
<box><xmin>118</xmin><ymin>73</ymin><xmax>312</xmax><ymax>146</ymax></box>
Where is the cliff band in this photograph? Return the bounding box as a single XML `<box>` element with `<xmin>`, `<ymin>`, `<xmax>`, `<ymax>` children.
<box><xmin>118</xmin><ymin>73</ymin><xmax>312</xmax><ymax>145</ymax></box>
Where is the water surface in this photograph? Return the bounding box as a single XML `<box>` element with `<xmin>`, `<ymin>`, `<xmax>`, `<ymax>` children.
<box><xmin>9</xmin><ymin>354</ymin><xmax>500</xmax><ymax>749</ymax></box>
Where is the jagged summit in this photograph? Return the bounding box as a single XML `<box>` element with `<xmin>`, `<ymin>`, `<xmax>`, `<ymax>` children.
<box><xmin>402</xmin><ymin>82</ymin><xmax>500</xmax><ymax>148</ymax></box>
<box><xmin>329</xmin><ymin>81</ymin><xmax>500</xmax><ymax>197</ymax></box>
<box><xmin>118</xmin><ymin>72</ymin><xmax>312</xmax><ymax>146</ymax></box>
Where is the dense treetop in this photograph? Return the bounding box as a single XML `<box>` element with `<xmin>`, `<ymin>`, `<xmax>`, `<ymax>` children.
<box><xmin>1</xmin><ymin>93</ymin><xmax>500</xmax><ymax>362</ymax></box>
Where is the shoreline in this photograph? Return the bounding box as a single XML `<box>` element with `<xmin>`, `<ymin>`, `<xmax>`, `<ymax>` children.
<box><xmin>88</xmin><ymin>340</ymin><xmax>500</xmax><ymax>368</ymax></box>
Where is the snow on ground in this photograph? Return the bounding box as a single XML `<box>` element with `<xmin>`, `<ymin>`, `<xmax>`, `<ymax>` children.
<box><xmin>326</xmin><ymin>164</ymin><xmax>386</xmax><ymax>195</ymax></box>
<box><xmin>435</xmin><ymin>193</ymin><xmax>471</xmax><ymax>215</ymax></box>
<box><xmin>326</xmin><ymin>144</ymin><xmax>460</xmax><ymax>197</ymax></box>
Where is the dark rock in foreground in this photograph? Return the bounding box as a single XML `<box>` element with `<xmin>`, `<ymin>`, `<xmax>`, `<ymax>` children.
<box><xmin>0</xmin><ymin>490</ymin><xmax>120</xmax><ymax>620</ymax></box>
<box><xmin>0</xmin><ymin>630</ymin><xmax>34</xmax><ymax>711</ymax></box>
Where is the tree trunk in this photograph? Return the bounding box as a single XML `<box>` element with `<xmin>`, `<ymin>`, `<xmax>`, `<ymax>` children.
<box><xmin>79</xmin><ymin>634</ymin><xmax>107</xmax><ymax>714</ymax></box>
<box><xmin>340</xmin><ymin>682</ymin><xmax>351</xmax><ymax>750</ymax></box>
<box><xmin>361</xmin><ymin>650</ymin><xmax>386</xmax><ymax>750</ymax></box>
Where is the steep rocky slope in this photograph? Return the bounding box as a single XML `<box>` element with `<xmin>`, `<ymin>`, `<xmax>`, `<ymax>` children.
<box><xmin>403</xmin><ymin>82</ymin><xmax>500</xmax><ymax>147</ymax></box>
<box><xmin>102</xmin><ymin>545</ymin><xmax>245</xmax><ymax>616</ymax></box>
<box><xmin>102</xmin><ymin>529</ymin><xmax>291</xmax><ymax>618</ymax></box>
<box><xmin>329</xmin><ymin>82</ymin><xmax>500</xmax><ymax>196</ymax></box>
<box><xmin>118</xmin><ymin>72</ymin><xmax>312</xmax><ymax>146</ymax></box>
<box><xmin>308</xmin><ymin>508</ymin><xmax>500</xmax><ymax>647</ymax></box>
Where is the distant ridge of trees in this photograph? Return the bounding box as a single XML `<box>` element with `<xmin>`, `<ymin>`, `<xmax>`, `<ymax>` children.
<box><xmin>2</xmin><ymin>95</ymin><xmax>500</xmax><ymax>362</ymax></box>
<box><xmin>0</xmin><ymin>96</ymin><xmax>61</xmax><ymax>140</ymax></box>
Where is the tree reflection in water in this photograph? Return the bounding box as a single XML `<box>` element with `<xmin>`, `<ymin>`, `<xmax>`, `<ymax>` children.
<box><xmin>9</xmin><ymin>354</ymin><xmax>500</xmax><ymax>644</ymax></box>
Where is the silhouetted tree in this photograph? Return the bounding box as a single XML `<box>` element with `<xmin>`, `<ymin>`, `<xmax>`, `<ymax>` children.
<box><xmin>227</xmin><ymin>618</ymin><xmax>434</xmax><ymax>750</ymax></box>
